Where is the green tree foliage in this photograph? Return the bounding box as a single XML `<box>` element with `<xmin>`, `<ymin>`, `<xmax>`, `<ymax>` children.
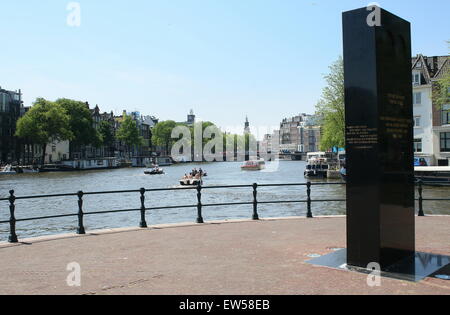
<box><xmin>434</xmin><ymin>42</ymin><xmax>450</xmax><ymax>109</ymax></box>
<box><xmin>98</xmin><ymin>120</ymin><xmax>115</xmax><ymax>156</ymax></box>
<box><xmin>315</xmin><ymin>57</ymin><xmax>345</xmax><ymax>151</ymax></box>
<box><xmin>116</xmin><ymin>114</ymin><xmax>144</xmax><ymax>157</ymax></box>
<box><xmin>189</xmin><ymin>121</ymin><xmax>217</xmax><ymax>148</ymax></box>
<box><xmin>152</xmin><ymin>120</ymin><xmax>178</xmax><ymax>155</ymax></box>
<box><xmin>15</xmin><ymin>98</ymin><xmax>73</xmax><ymax>164</ymax></box>
<box><xmin>55</xmin><ymin>99</ymin><xmax>101</xmax><ymax>157</ymax></box>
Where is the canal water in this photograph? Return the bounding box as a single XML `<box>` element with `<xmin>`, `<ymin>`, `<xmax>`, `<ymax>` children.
<box><xmin>0</xmin><ymin>161</ymin><xmax>449</xmax><ymax>241</ymax></box>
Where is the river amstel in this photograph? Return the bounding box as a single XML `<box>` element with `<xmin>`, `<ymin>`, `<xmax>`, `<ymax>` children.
<box><xmin>0</xmin><ymin>161</ymin><xmax>449</xmax><ymax>240</ymax></box>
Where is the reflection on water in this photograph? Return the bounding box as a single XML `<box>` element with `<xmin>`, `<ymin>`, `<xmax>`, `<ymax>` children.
<box><xmin>0</xmin><ymin>161</ymin><xmax>449</xmax><ymax>240</ymax></box>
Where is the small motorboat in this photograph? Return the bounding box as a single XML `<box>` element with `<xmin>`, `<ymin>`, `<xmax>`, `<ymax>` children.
<box><xmin>179</xmin><ymin>176</ymin><xmax>203</xmax><ymax>186</ymax></box>
<box><xmin>0</xmin><ymin>165</ymin><xmax>16</xmax><ymax>175</ymax></box>
<box><xmin>241</xmin><ymin>160</ymin><xmax>265</xmax><ymax>171</ymax></box>
<box><xmin>144</xmin><ymin>166</ymin><xmax>164</xmax><ymax>175</ymax></box>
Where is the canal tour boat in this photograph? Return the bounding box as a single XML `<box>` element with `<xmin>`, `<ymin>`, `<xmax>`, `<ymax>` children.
<box><xmin>241</xmin><ymin>160</ymin><xmax>266</xmax><ymax>171</ymax></box>
<box><xmin>0</xmin><ymin>165</ymin><xmax>16</xmax><ymax>175</ymax></box>
<box><xmin>304</xmin><ymin>161</ymin><xmax>330</xmax><ymax>178</ymax></box>
<box><xmin>304</xmin><ymin>152</ymin><xmax>332</xmax><ymax>179</ymax></box>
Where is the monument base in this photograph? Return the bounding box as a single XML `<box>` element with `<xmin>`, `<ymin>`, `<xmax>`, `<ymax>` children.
<box><xmin>307</xmin><ymin>249</ymin><xmax>450</xmax><ymax>282</ymax></box>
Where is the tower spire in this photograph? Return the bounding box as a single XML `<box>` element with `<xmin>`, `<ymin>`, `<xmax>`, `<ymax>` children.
<box><xmin>244</xmin><ymin>116</ymin><xmax>250</xmax><ymax>135</ymax></box>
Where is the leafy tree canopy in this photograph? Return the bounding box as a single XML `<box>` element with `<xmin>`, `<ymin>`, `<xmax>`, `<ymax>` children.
<box><xmin>98</xmin><ymin>120</ymin><xmax>115</xmax><ymax>147</ymax></box>
<box><xmin>15</xmin><ymin>98</ymin><xmax>73</xmax><ymax>145</ymax></box>
<box><xmin>315</xmin><ymin>57</ymin><xmax>345</xmax><ymax>151</ymax></box>
<box><xmin>152</xmin><ymin>120</ymin><xmax>178</xmax><ymax>149</ymax></box>
<box><xmin>55</xmin><ymin>98</ymin><xmax>100</xmax><ymax>147</ymax></box>
<box><xmin>116</xmin><ymin>114</ymin><xmax>143</xmax><ymax>147</ymax></box>
<box><xmin>434</xmin><ymin>41</ymin><xmax>450</xmax><ymax>109</ymax></box>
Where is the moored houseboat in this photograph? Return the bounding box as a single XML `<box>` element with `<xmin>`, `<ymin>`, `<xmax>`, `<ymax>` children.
<box><xmin>40</xmin><ymin>158</ymin><xmax>120</xmax><ymax>172</ymax></box>
<box><xmin>0</xmin><ymin>165</ymin><xmax>16</xmax><ymax>175</ymax></box>
<box><xmin>415</xmin><ymin>166</ymin><xmax>450</xmax><ymax>185</ymax></box>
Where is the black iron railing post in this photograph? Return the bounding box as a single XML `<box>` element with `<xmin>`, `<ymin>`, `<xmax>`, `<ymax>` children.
<box><xmin>306</xmin><ymin>182</ymin><xmax>313</xmax><ymax>218</ymax></box>
<box><xmin>418</xmin><ymin>180</ymin><xmax>425</xmax><ymax>217</ymax></box>
<box><xmin>252</xmin><ymin>183</ymin><xmax>259</xmax><ymax>220</ymax></box>
<box><xmin>197</xmin><ymin>183</ymin><xmax>204</xmax><ymax>223</ymax></box>
<box><xmin>77</xmin><ymin>191</ymin><xmax>86</xmax><ymax>235</ymax></box>
<box><xmin>140</xmin><ymin>188</ymin><xmax>148</xmax><ymax>228</ymax></box>
<box><xmin>8</xmin><ymin>190</ymin><xmax>18</xmax><ymax>243</ymax></box>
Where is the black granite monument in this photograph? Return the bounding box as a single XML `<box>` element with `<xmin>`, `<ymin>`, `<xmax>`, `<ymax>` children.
<box><xmin>308</xmin><ymin>7</ymin><xmax>450</xmax><ymax>282</ymax></box>
<box><xmin>343</xmin><ymin>7</ymin><xmax>415</xmax><ymax>269</ymax></box>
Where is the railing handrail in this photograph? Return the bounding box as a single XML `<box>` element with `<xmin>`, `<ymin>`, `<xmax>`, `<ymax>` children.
<box><xmin>0</xmin><ymin>182</ymin><xmax>343</xmax><ymax>201</ymax></box>
<box><xmin>1</xmin><ymin>180</ymin><xmax>449</xmax><ymax>243</ymax></box>
<box><xmin>1</xmin><ymin>180</ymin><xmax>448</xmax><ymax>202</ymax></box>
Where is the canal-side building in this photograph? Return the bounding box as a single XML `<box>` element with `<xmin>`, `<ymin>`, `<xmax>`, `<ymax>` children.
<box><xmin>260</xmin><ymin>134</ymin><xmax>273</xmax><ymax>154</ymax></box>
<box><xmin>114</xmin><ymin>110</ymin><xmax>159</xmax><ymax>164</ymax></box>
<box><xmin>278</xmin><ymin>114</ymin><xmax>321</xmax><ymax>153</ymax></box>
<box><xmin>44</xmin><ymin>141</ymin><xmax>70</xmax><ymax>164</ymax></box>
<box><xmin>0</xmin><ymin>87</ymin><xmax>23</xmax><ymax>164</ymax></box>
<box><xmin>298</xmin><ymin>116</ymin><xmax>322</xmax><ymax>153</ymax></box>
<box><xmin>412</xmin><ymin>54</ymin><xmax>450</xmax><ymax>166</ymax></box>
<box><xmin>69</xmin><ymin>103</ymin><xmax>115</xmax><ymax>160</ymax></box>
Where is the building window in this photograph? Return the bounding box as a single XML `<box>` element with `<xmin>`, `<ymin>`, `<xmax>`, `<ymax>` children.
<box><xmin>414</xmin><ymin>92</ymin><xmax>422</xmax><ymax>105</ymax></box>
<box><xmin>414</xmin><ymin>116</ymin><xmax>421</xmax><ymax>127</ymax></box>
<box><xmin>442</xmin><ymin>104</ymin><xmax>450</xmax><ymax>125</ymax></box>
<box><xmin>412</xmin><ymin>73</ymin><xmax>421</xmax><ymax>85</ymax></box>
<box><xmin>414</xmin><ymin>139</ymin><xmax>422</xmax><ymax>153</ymax></box>
<box><xmin>441</xmin><ymin>133</ymin><xmax>450</xmax><ymax>152</ymax></box>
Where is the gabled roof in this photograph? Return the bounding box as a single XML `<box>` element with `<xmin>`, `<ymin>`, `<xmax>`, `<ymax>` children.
<box><xmin>412</xmin><ymin>54</ymin><xmax>449</xmax><ymax>84</ymax></box>
<box><xmin>434</xmin><ymin>58</ymin><xmax>449</xmax><ymax>80</ymax></box>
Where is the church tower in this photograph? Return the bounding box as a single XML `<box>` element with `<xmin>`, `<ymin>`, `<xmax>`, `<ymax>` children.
<box><xmin>244</xmin><ymin>116</ymin><xmax>250</xmax><ymax>135</ymax></box>
<box><xmin>187</xmin><ymin>109</ymin><xmax>196</xmax><ymax>125</ymax></box>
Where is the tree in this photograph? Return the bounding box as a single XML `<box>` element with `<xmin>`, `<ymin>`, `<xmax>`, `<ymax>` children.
<box><xmin>152</xmin><ymin>120</ymin><xmax>178</xmax><ymax>156</ymax></box>
<box><xmin>315</xmin><ymin>57</ymin><xmax>345</xmax><ymax>151</ymax></box>
<box><xmin>189</xmin><ymin>121</ymin><xmax>217</xmax><ymax>148</ymax></box>
<box><xmin>434</xmin><ymin>41</ymin><xmax>450</xmax><ymax>110</ymax></box>
<box><xmin>15</xmin><ymin>98</ymin><xmax>73</xmax><ymax>164</ymax></box>
<box><xmin>98</xmin><ymin>120</ymin><xmax>115</xmax><ymax>157</ymax></box>
<box><xmin>55</xmin><ymin>98</ymin><xmax>100</xmax><ymax>158</ymax></box>
<box><xmin>116</xmin><ymin>114</ymin><xmax>143</xmax><ymax>158</ymax></box>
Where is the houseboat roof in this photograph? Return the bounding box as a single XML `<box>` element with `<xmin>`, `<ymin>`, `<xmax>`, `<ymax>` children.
<box><xmin>415</xmin><ymin>166</ymin><xmax>450</xmax><ymax>172</ymax></box>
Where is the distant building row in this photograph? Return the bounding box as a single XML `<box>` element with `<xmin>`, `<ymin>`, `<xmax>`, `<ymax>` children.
<box><xmin>260</xmin><ymin>114</ymin><xmax>322</xmax><ymax>155</ymax></box>
<box><xmin>0</xmin><ymin>90</ymin><xmax>160</xmax><ymax>165</ymax></box>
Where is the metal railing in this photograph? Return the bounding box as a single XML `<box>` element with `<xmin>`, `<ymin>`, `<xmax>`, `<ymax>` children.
<box><xmin>0</xmin><ymin>180</ymin><xmax>448</xmax><ymax>243</ymax></box>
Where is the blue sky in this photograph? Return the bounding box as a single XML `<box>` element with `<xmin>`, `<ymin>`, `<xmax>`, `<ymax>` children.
<box><xmin>1</xmin><ymin>0</ymin><xmax>449</xmax><ymax>135</ymax></box>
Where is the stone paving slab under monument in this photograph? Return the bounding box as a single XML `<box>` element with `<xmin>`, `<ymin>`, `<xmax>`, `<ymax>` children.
<box><xmin>0</xmin><ymin>216</ymin><xmax>449</xmax><ymax>295</ymax></box>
